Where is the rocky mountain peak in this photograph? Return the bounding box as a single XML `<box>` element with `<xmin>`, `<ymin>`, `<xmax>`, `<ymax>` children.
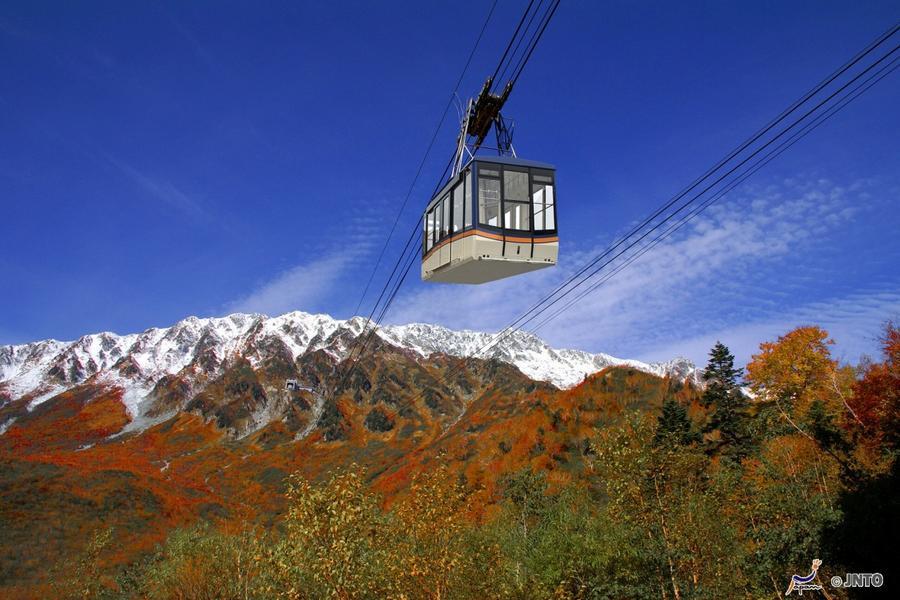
<box><xmin>0</xmin><ymin>311</ymin><xmax>698</xmax><ymax>435</ymax></box>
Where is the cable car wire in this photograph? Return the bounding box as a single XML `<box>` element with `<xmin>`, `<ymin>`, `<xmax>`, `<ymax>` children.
<box><xmin>490</xmin><ymin>0</ymin><xmax>561</xmax><ymax>92</ymax></box>
<box><xmin>450</xmin><ymin>26</ymin><xmax>900</xmax><ymax>368</ymax></box>
<box><xmin>466</xmin><ymin>54</ymin><xmax>900</xmax><ymax>411</ymax></box>
<box><xmin>497</xmin><ymin>25</ymin><xmax>900</xmax><ymax>337</ymax></box>
<box><xmin>334</xmin><ymin>221</ymin><xmax>422</xmax><ymax>394</ymax></box>
<box><xmin>502</xmin><ymin>40</ymin><xmax>900</xmax><ymax>335</ymax></box>
<box><xmin>431</xmin><ymin>53</ymin><xmax>897</xmax><ymax>421</ymax></box>
<box><xmin>334</xmin><ymin>216</ymin><xmax>425</xmax><ymax>393</ymax></box>
<box><xmin>337</xmin><ymin>20</ymin><xmax>897</xmax><ymax>420</ymax></box>
<box><xmin>452</xmin><ymin>39</ymin><xmax>900</xmax><ymax>378</ymax></box>
<box><xmin>335</xmin><ymin>235</ymin><xmax>423</xmax><ymax>392</ymax></box>
<box><xmin>490</xmin><ymin>0</ymin><xmax>538</xmax><ymax>88</ymax></box>
<box><xmin>507</xmin><ymin>0</ymin><xmax>562</xmax><ymax>88</ymax></box>
<box><xmin>350</xmin><ymin>0</ymin><xmax>499</xmax><ymax>322</ymax></box>
<box><xmin>347</xmin><ymin>0</ymin><xmax>499</xmax><ymax>326</ymax></box>
<box><xmin>369</xmin><ymin>28</ymin><xmax>898</xmax><ymax>420</ymax></box>
<box><xmin>336</xmin><ymin>1</ymin><xmax>500</xmax><ymax>394</ymax></box>
<box><xmin>530</xmin><ymin>54</ymin><xmax>900</xmax><ymax>334</ymax></box>
<box><xmin>334</xmin><ymin>0</ymin><xmax>566</xmax><ymax>396</ymax></box>
<box><xmin>493</xmin><ymin>0</ymin><xmax>545</xmax><ymax>88</ymax></box>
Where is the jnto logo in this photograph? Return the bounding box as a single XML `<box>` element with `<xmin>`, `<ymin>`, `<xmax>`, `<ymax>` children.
<box><xmin>785</xmin><ymin>558</ymin><xmax>823</xmax><ymax>596</ymax></box>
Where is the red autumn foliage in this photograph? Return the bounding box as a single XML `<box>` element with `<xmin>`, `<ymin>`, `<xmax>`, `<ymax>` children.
<box><xmin>850</xmin><ymin>322</ymin><xmax>900</xmax><ymax>451</ymax></box>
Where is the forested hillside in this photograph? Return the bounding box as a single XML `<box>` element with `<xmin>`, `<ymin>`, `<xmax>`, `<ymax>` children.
<box><xmin>1</xmin><ymin>323</ymin><xmax>897</xmax><ymax>598</ymax></box>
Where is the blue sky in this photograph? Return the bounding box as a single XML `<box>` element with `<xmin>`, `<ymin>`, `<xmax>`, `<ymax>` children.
<box><xmin>1</xmin><ymin>1</ymin><xmax>898</xmax><ymax>368</ymax></box>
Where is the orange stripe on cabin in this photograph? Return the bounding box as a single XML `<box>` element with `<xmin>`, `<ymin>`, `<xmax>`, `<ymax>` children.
<box><xmin>423</xmin><ymin>230</ymin><xmax>558</xmax><ymax>261</ymax></box>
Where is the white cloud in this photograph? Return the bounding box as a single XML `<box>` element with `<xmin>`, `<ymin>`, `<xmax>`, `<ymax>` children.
<box><xmin>227</xmin><ymin>252</ymin><xmax>351</xmax><ymax>316</ymax></box>
<box><xmin>638</xmin><ymin>288</ymin><xmax>900</xmax><ymax>368</ymax></box>
<box><xmin>226</xmin><ymin>206</ymin><xmax>385</xmax><ymax>316</ymax></box>
<box><xmin>389</xmin><ymin>176</ymin><xmax>890</xmax><ymax>363</ymax></box>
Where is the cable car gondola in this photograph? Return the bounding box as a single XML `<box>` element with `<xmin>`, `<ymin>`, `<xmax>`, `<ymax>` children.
<box><xmin>421</xmin><ymin>78</ymin><xmax>558</xmax><ymax>284</ymax></box>
<box><xmin>421</xmin><ymin>156</ymin><xmax>557</xmax><ymax>284</ymax></box>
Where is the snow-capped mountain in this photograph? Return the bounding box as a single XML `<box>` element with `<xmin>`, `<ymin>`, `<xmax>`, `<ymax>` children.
<box><xmin>0</xmin><ymin>311</ymin><xmax>697</xmax><ymax>428</ymax></box>
<box><xmin>378</xmin><ymin>322</ymin><xmax>698</xmax><ymax>389</ymax></box>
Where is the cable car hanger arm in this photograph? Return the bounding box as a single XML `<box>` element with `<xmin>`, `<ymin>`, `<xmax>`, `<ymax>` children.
<box><xmin>451</xmin><ymin>77</ymin><xmax>515</xmax><ymax>178</ymax></box>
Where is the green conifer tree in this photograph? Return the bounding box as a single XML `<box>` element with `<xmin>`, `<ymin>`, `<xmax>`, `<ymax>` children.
<box><xmin>654</xmin><ymin>397</ymin><xmax>698</xmax><ymax>446</ymax></box>
<box><xmin>702</xmin><ymin>342</ymin><xmax>751</xmax><ymax>457</ymax></box>
<box><xmin>701</xmin><ymin>342</ymin><xmax>742</xmax><ymax>406</ymax></box>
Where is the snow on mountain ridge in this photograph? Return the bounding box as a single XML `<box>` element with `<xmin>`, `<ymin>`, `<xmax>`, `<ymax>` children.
<box><xmin>379</xmin><ymin>323</ymin><xmax>697</xmax><ymax>388</ymax></box>
<box><xmin>0</xmin><ymin>311</ymin><xmax>698</xmax><ymax>411</ymax></box>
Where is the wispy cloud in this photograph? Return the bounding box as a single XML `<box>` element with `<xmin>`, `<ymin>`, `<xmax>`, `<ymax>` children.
<box><xmin>227</xmin><ymin>252</ymin><xmax>352</xmax><ymax>316</ymax></box>
<box><xmin>162</xmin><ymin>11</ymin><xmax>225</xmax><ymax>74</ymax></box>
<box><xmin>102</xmin><ymin>154</ymin><xmax>209</xmax><ymax>222</ymax></box>
<box><xmin>639</xmin><ymin>287</ymin><xmax>900</xmax><ymax>368</ymax></box>
<box><xmin>389</xmin><ymin>176</ymin><xmax>895</xmax><ymax>364</ymax></box>
<box><xmin>226</xmin><ymin>208</ymin><xmax>385</xmax><ymax>316</ymax></box>
<box><xmin>531</xmin><ymin>177</ymin><xmax>870</xmax><ymax>350</ymax></box>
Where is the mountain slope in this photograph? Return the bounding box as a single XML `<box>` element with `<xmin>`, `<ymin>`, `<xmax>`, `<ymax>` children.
<box><xmin>0</xmin><ymin>310</ymin><xmax>706</xmax><ymax>596</ymax></box>
<box><xmin>1</xmin><ymin>311</ymin><xmax>697</xmax><ymax>436</ymax></box>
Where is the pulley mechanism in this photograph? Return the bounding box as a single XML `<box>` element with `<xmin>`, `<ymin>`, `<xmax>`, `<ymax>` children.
<box><xmin>452</xmin><ymin>78</ymin><xmax>516</xmax><ymax>178</ymax></box>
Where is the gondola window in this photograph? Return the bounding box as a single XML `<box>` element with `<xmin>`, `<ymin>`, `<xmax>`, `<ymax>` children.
<box><xmin>479</xmin><ymin>175</ymin><xmax>500</xmax><ymax>227</ymax></box>
<box><xmin>503</xmin><ymin>169</ymin><xmax>530</xmax><ymax>231</ymax></box>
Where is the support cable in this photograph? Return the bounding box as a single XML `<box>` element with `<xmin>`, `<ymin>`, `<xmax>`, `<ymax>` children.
<box><xmin>375</xmin><ymin>31</ymin><xmax>899</xmax><ymax>419</ymax></box>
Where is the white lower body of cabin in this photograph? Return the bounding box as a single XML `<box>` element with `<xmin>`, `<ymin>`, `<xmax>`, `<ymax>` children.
<box><xmin>422</xmin><ymin>231</ymin><xmax>558</xmax><ymax>284</ymax></box>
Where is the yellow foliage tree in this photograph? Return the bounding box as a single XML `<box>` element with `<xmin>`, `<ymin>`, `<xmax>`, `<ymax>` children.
<box><xmin>591</xmin><ymin>414</ymin><xmax>746</xmax><ymax>599</ymax></box>
<box><xmin>746</xmin><ymin>326</ymin><xmax>867</xmax><ymax>474</ymax></box>
<box><xmin>388</xmin><ymin>464</ymin><xmax>498</xmax><ymax>599</ymax></box>
<box><xmin>277</xmin><ymin>466</ymin><xmax>391</xmax><ymax>599</ymax></box>
<box><xmin>139</xmin><ymin>525</ymin><xmax>270</xmax><ymax>600</ymax></box>
<box><xmin>746</xmin><ymin>326</ymin><xmax>837</xmax><ymax>413</ymax></box>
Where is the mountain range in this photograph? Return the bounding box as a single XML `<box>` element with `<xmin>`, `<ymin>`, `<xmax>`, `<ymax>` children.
<box><xmin>0</xmin><ymin>311</ymin><xmax>697</xmax><ymax>438</ymax></box>
<box><xmin>0</xmin><ymin>311</ymin><xmax>705</xmax><ymax>594</ymax></box>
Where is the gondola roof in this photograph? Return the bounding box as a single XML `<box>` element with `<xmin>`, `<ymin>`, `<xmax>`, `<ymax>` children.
<box><xmin>471</xmin><ymin>155</ymin><xmax>555</xmax><ymax>169</ymax></box>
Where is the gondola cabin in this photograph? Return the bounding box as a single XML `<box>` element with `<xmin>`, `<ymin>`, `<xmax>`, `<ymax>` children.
<box><xmin>421</xmin><ymin>157</ymin><xmax>557</xmax><ymax>284</ymax></box>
